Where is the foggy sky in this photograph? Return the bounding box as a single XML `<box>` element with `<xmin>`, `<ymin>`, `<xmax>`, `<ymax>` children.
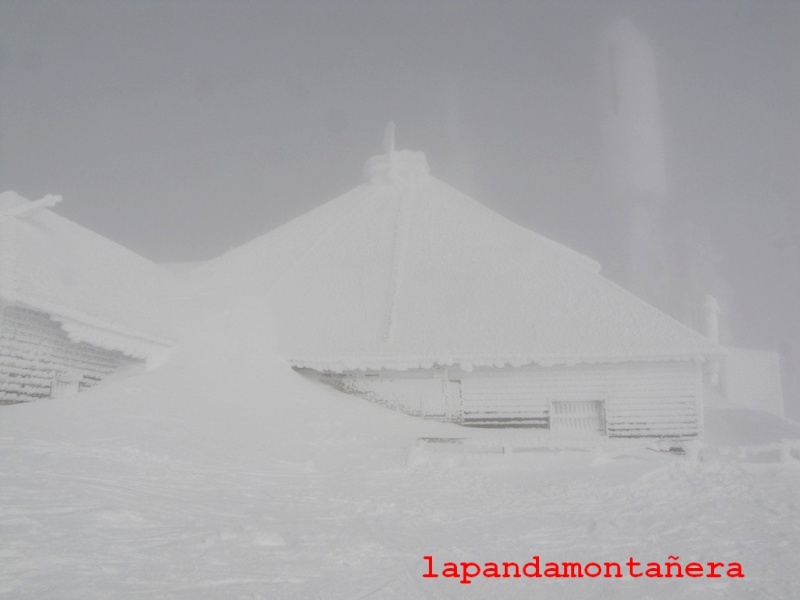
<box><xmin>1</xmin><ymin>1</ymin><xmax>798</xmax><ymax>412</ymax></box>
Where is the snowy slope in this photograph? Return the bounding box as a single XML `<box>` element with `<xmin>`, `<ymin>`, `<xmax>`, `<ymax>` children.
<box><xmin>1</xmin><ymin>276</ymin><xmax>799</xmax><ymax>599</ymax></box>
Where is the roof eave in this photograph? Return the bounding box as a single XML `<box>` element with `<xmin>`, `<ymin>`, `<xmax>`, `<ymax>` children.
<box><xmin>287</xmin><ymin>347</ymin><xmax>725</xmax><ymax>374</ymax></box>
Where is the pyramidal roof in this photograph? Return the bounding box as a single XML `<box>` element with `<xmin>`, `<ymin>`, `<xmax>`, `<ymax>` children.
<box><xmin>0</xmin><ymin>191</ymin><xmax>174</xmax><ymax>360</ymax></box>
<box><xmin>202</xmin><ymin>140</ymin><xmax>721</xmax><ymax>373</ymax></box>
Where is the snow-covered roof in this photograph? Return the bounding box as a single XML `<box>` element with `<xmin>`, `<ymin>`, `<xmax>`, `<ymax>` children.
<box><xmin>0</xmin><ymin>191</ymin><xmax>175</xmax><ymax>360</ymax></box>
<box><xmin>201</xmin><ymin>145</ymin><xmax>722</xmax><ymax>372</ymax></box>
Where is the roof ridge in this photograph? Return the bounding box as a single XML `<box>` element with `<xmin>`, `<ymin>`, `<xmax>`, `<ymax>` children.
<box><xmin>383</xmin><ymin>178</ymin><xmax>419</xmax><ymax>343</ymax></box>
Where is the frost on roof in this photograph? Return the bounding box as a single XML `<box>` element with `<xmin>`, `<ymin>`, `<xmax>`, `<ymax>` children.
<box><xmin>0</xmin><ymin>191</ymin><xmax>175</xmax><ymax>359</ymax></box>
<box><xmin>198</xmin><ymin>147</ymin><xmax>722</xmax><ymax>372</ymax></box>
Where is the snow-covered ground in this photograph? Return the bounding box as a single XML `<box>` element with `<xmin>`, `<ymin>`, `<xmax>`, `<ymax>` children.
<box><xmin>2</xmin><ymin>284</ymin><xmax>799</xmax><ymax>599</ymax></box>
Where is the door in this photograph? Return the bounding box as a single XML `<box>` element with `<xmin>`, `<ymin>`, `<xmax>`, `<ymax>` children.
<box><xmin>550</xmin><ymin>400</ymin><xmax>606</xmax><ymax>435</ymax></box>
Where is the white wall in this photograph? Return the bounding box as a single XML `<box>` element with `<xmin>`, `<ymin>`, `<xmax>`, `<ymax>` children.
<box><xmin>337</xmin><ymin>360</ymin><xmax>703</xmax><ymax>438</ymax></box>
<box><xmin>717</xmin><ymin>346</ymin><xmax>784</xmax><ymax>417</ymax></box>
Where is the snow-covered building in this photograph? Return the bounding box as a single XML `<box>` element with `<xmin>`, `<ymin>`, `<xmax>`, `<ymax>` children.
<box><xmin>595</xmin><ymin>19</ymin><xmax>785</xmax><ymax>421</ymax></box>
<box><xmin>0</xmin><ymin>192</ymin><xmax>174</xmax><ymax>404</ymax></box>
<box><xmin>205</xmin><ymin>139</ymin><xmax>723</xmax><ymax>439</ymax></box>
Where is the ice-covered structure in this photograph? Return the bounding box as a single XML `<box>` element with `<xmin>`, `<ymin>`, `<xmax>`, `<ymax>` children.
<box><xmin>597</xmin><ymin>18</ymin><xmax>672</xmax><ymax>316</ymax></box>
<box><xmin>206</xmin><ymin>138</ymin><xmax>724</xmax><ymax>439</ymax></box>
<box><xmin>0</xmin><ymin>192</ymin><xmax>174</xmax><ymax>404</ymax></box>
<box><xmin>597</xmin><ymin>19</ymin><xmax>785</xmax><ymax>418</ymax></box>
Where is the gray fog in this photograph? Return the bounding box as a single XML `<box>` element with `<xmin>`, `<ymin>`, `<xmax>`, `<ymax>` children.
<box><xmin>1</xmin><ymin>0</ymin><xmax>798</xmax><ymax>416</ymax></box>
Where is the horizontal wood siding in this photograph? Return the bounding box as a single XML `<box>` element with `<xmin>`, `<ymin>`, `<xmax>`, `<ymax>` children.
<box><xmin>0</xmin><ymin>305</ymin><xmax>137</xmax><ymax>404</ymax></box>
<box><xmin>316</xmin><ymin>360</ymin><xmax>702</xmax><ymax>438</ymax></box>
<box><xmin>460</xmin><ymin>362</ymin><xmax>701</xmax><ymax>438</ymax></box>
<box><xmin>460</xmin><ymin>375</ymin><xmax>550</xmax><ymax>427</ymax></box>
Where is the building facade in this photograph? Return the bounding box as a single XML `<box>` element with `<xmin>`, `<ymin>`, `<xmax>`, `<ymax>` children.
<box><xmin>203</xmin><ymin>140</ymin><xmax>722</xmax><ymax>439</ymax></box>
<box><xmin>0</xmin><ymin>192</ymin><xmax>174</xmax><ymax>404</ymax></box>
